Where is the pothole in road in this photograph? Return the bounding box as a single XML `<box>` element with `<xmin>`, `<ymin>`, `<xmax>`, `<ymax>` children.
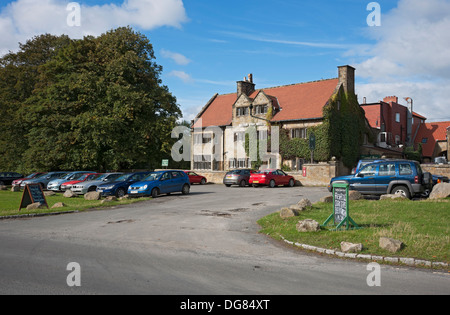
<box><xmin>199</xmin><ymin>210</ymin><xmax>232</xmax><ymax>218</ymax></box>
<box><xmin>107</xmin><ymin>219</ymin><xmax>136</xmax><ymax>224</ymax></box>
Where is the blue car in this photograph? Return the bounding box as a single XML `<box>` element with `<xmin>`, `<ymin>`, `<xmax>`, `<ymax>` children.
<box><xmin>329</xmin><ymin>159</ymin><xmax>431</xmax><ymax>199</ymax></box>
<box><xmin>96</xmin><ymin>172</ymin><xmax>152</xmax><ymax>198</ymax></box>
<box><xmin>128</xmin><ymin>170</ymin><xmax>191</xmax><ymax>198</ymax></box>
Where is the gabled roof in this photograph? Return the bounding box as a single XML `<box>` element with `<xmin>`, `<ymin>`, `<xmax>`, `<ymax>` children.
<box><xmin>193</xmin><ymin>78</ymin><xmax>340</xmax><ymax>128</ymax></box>
<box><xmin>415</xmin><ymin>121</ymin><xmax>450</xmax><ymax>157</ymax></box>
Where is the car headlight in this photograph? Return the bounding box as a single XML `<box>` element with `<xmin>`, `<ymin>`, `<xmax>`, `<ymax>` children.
<box><xmin>143</xmin><ymin>185</ymin><xmax>148</xmax><ymax>190</ymax></box>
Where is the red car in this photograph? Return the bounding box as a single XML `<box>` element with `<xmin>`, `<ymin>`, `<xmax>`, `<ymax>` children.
<box><xmin>12</xmin><ymin>172</ymin><xmax>46</xmax><ymax>187</ymax></box>
<box><xmin>249</xmin><ymin>169</ymin><xmax>295</xmax><ymax>188</ymax></box>
<box><xmin>61</xmin><ymin>173</ymin><xmax>102</xmax><ymax>191</ymax></box>
<box><xmin>184</xmin><ymin>171</ymin><xmax>207</xmax><ymax>185</ymax></box>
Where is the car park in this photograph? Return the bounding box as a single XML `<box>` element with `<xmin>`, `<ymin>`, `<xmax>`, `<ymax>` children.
<box><xmin>97</xmin><ymin>172</ymin><xmax>152</xmax><ymax>198</ymax></box>
<box><xmin>12</xmin><ymin>172</ymin><xmax>46</xmax><ymax>188</ymax></box>
<box><xmin>249</xmin><ymin>169</ymin><xmax>295</xmax><ymax>188</ymax></box>
<box><xmin>329</xmin><ymin>159</ymin><xmax>432</xmax><ymax>199</ymax></box>
<box><xmin>0</xmin><ymin>172</ymin><xmax>25</xmax><ymax>186</ymax></box>
<box><xmin>71</xmin><ymin>173</ymin><xmax>124</xmax><ymax>195</ymax></box>
<box><xmin>223</xmin><ymin>169</ymin><xmax>254</xmax><ymax>187</ymax></box>
<box><xmin>184</xmin><ymin>171</ymin><xmax>207</xmax><ymax>185</ymax></box>
<box><xmin>128</xmin><ymin>170</ymin><xmax>191</xmax><ymax>198</ymax></box>
<box><xmin>20</xmin><ymin>172</ymin><xmax>68</xmax><ymax>190</ymax></box>
<box><xmin>47</xmin><ymin>171</ymin><xmax>94</xmax><ymax>191</ymax></box>
<box><xmin>60</xmin><ymin>173</ymin><xmax>102</xmax><ymax>191</ymax></box>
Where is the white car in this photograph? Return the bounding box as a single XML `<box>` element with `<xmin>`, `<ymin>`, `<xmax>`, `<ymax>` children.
<box><xmin>71</xmin><ymin>173</ymin><xmax>124</xmax><ymax>195</ymax></box>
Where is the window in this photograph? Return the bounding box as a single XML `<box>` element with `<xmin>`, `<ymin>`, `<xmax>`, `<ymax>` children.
<box><xmin>234</xmin><ymin>132</ymin><xmax>245</xmax><ymax>142</ymax></box>
<box><xmin>236</xmin><ymin>107</ymin><xmax>249</xmax><ymax>117</ymax></box>
<box><xmin>193</xmin><ymin>133</ymin><xmax>211</xmax><ymax>144</ymax></box>
<box><xmin>359</xmin><ymin>164</ymin><xmax>377</xmax><ymax>176</ymax></box>
<box><xmin>395</xmin><ymin>135</ymin><xmax>401</xmax><ymax>145</ymax></box>
<box><xmin>422</xmin><ymin>138</ymin><xmax>428</xmax><ymax>144</ymax></box>
<box><xmin>194</xmin><ymin>155</ymin><xmax>211</xmax><ymax>170</ymax></box>
<box><xmin>399</xmin><ymin>163</ymin><xmax>413</xmax><ymax>175</ymax></box>
<box><xmin>379</xmin><ymin>163</ymin><xmax>395</xmax><ymax>176</ymax></box>
<box><xmin>254</xmin><ymin>105</ymin><xmax>268</xmax><ymax>115</ymax></box>
<box><xmin>395</xmin><ymin>113</ymin><xmax>401</xmax><ymax>123</ymax></box>
<box><xmin>291</xmin><ymin>128</ymin><xmax>307</xmax><ymax>139</ymax></box>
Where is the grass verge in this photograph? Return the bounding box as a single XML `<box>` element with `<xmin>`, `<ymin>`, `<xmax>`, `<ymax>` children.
<box><xmin>0</xmin><ymin>189</ymin><xmax>151</xmax><ymax>217</ymax></box>
<box><xmin>258</xmin><ymin>198</ymin><xmax>450</xmax><ymax>265</ymax></box>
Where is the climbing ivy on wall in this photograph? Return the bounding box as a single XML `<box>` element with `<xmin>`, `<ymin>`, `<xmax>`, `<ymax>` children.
<box><xmin>279</xmin><ymin>89</ymin><xmax>371</xmax><ymax>168</ymax></box>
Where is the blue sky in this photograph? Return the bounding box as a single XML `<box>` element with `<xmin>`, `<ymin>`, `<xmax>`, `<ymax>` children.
<box><xmin>1</xmin><ymin>0</ymin><xmax>450</xmax><ymax>122</ymax></box>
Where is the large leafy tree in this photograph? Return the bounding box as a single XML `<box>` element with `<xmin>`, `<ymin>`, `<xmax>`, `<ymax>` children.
<box><xmin>1</xmin><ymin>27</ymin><xmax>181</xmax><ymax>172</ymax></box>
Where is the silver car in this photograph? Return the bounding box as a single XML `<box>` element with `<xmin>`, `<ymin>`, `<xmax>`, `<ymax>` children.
<box><xmin>71</xmin><ymin>173</ymin><xmax>124</xmax><ymax>195</ymax></box>
<box><xmin>47</xmin><ymin>171</ymin><xmax>93</xmax><ymax>191</ymax></box>
<box><xmin>21</xmin><ymin>172</ymin><xmax>68</xmax><ymax>190</ymax></box>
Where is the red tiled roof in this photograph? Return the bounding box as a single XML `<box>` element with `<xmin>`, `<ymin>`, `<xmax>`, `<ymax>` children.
<box><xmin>193</xmin><ymin>78</ymin><xmax>340</xmax><ymax>127</ymax></box>
<box><xmin>415</xmin><ymin>121</ymin><xmax>450</xmax><ymax>157</ymax></box>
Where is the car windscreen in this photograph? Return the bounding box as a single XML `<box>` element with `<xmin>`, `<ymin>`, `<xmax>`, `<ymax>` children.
<box><xmin>115</xmin><ymin>174</ymin><xmax>132</xmax><ymax>182</ymax></box>
<box><xmin>143</xmin><ymin>173</ymin><xmax>161</xmax><ymax>181</ymax></box>
<box><xmin>104</xmin><ymin>174</ymin><xmax>123</xmax><ymax>182</ymax></box>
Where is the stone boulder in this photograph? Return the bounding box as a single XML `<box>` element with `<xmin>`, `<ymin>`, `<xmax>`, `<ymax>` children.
<box><xmin>296</xmin><ymin>219</ymin><xmax>320</xmax><ymax>232</ymax></box>
<box><xmin>26</xmin><ymin>202</ymin><xmax>45</xmax><ymax>210</ymax></box>
<box><xmin>297</xmin><ymin>198</ymin><xmax>312</xmax><ymax>210</ymax></box>
<box><xmin>44</xmin><ymin>191</ymin><xmax>56</xmax><ymax>197</ymax></box>
<box><xmin>0</xmin><ymin>185</ymin><xmax>7</xmax><ymax>191</ymax></box>
<box><xmin>429</xmin><ymin>183</ymin><xmax>450</xmax><ymax>200</ymax></box>
<box><xmin>349</xmin><ymin>190</ymin><xmax>363</xmax><ymax>200</ymax></box>
<box><xmin>379</xmin><ymin>237</ymin><xmax>404</xmax><ymax>253</ymax></box>
<box><xmin>51</xmin><ymin>202</ymin><xmax>66</xmax><ymax>209</ymax></box>
<box><xmin>319</xmin><ymin>195</ymin><xmax>333</xmax><ymax>203</ymax></box>
<box><xmin>63</xmin><ymin>190</ymin><xmax>76</xmax><ymax>198</ymax></box>
<box><xmin>340</xmin><ymin>241</ymin><xmax>363</xmax><ymax>253</ymax></box>
<box><xmin>380</xmin><ymin>193</ymin><xmax>406</xmax><ymax>200</ymax></box>
<box><xmin>84</xmin><ymin>191</ymin><xmax>101</xmax><ymax>201</ymax></box>
<box><xmin>280</xmin><ymin>207</ymin><xmax>299</xmax><ymax>219</ymax></box>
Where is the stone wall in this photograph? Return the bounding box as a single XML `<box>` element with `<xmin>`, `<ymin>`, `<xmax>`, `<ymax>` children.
<box><xmin>421</xmin><ymin>164</ymin><xmax>450</xmax><ymax>177</ymax></box>
<box><xmin>194</xmin><ymin>161</ymin><xmax>347</xmax><ymax>187</ymax></box>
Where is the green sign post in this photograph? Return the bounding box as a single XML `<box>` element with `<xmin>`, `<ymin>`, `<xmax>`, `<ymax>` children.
<box><xmin>322</xmin><ymin>183</ymin><xmax>360</xmax><ymax>231</ymax></box>
<box><xmin>162</xmin><ymin>159</ymin><xmax>169</xmax><ymax>168</ymax></box>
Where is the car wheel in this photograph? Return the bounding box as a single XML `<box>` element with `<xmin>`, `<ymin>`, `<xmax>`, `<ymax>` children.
<box><xmin>269</xmin><ymin>180</ymin><xmax>276</xmax><ymax>188</ymax></box>
<box><xmin>288</xmin><ymin>179</ymin><xmax>295</xmax><ymax>187</ymax></box>
<box><xmin>239</xmin><ymin>180</ymin><xmax>246</xmax><ymax>187</ymax></box>
<box><xmin>151</xmin><ymin>188</ymin><xmax>159</xmax><ymax>198</ymax></box>
<box><xmin>182</xmin><ymin>184</ymin><xmax>190</xmax><ymax>195</ymax></box>
<box><xmin>225</xmin><ymin>184</ymin><xmax>232</xmax><ymax>187</ymax></box>
<box><xmin>200</xmin><ymin>178</ymin><xmax>206</xmax><ymax>185</ymax></box>
<box><xmin>116</xmin><ymin>188</ymin><xmax>126</xmax><ymax>198</ymax></box>
<box><xmin>391</xmin><ymin>186</ymin><xmax>410</xmax><ymax>199</ymax></box>
<box><xmin>88</xmin><ymin>186</ymin><xmax>97</xmax><ymax>192</ymax></box>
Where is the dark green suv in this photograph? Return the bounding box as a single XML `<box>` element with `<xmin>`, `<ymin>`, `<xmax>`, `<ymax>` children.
<box><xmin>329</xmin><ymin>160</ymin><xmax>432</xmax><ymax>199</ymax></box>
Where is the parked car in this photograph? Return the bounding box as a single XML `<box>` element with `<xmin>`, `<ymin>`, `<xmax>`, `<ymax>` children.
<box><xmin>12</xmin><ymin>172</ymin><xmax>46</xmax><ymax>187</ymax></box>
<box><xmin>0</xmin><ymin>172</ymin><xmax>24</xmax><ymax>186</ymax></box>
<box><xmin>60</xmin><ymin>173</ymin><xmax>103</xmax><ymax>191</ymax></box>
<box><xmin>128</xmin><ymin>170</ymin><xmax>191</xmax><ymax>198</ymax></box>
<box><xmin>223</xmin><ymin>169</ymin><xmax>254</xmax><ymax>187</ymax></box>
<box><xmin>328</xmin><ymin>159</ymin><xmax>432</xmax><ymax>199</ymax></box>
<box><xmin>249</xmin><ymin>169</ymin><xmax>295</xmax><ymax>188</ymax></box>
<box><xmin>184</xmin><ymin>171</ymin><xmax>207</xmax><ymax>185</ymax></box>
<box><xmin>97</xmin><ymin>172</ymin><xmax>152</xmax><ymax>198</ymax></box>
<box><xmin>47</xmin><ymin>171</ymin><xmax>94</xmax><ymax>191</ymax></box>
<box><xmin>71</xmin><ymin>173</ymin><xmax>124</xmax><ymax>195</ymax></box>
<box><xmin>20</xmin><ymin>172</ymin><xmax>68</xmax><ymax>190</ymax></box>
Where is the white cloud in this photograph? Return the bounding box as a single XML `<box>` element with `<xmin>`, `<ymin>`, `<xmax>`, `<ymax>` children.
<box><xmin>0</xmin><ymin>0</ymin><xmax>188</xmax><ymax>56</ymax></box>
<box><xmin>160</xmin><ymin>49</ymin><xmax>191</xmax><ymax>65</ymax></box>
<box><xmin>168</xmin><ymin>70</ymin><xmax>193</xmax><ymax>83</ymax></box>
<box><xmin>354</xmin><ymin>0</ymin><xmax>450</xmax><ymax>121</ymax></box>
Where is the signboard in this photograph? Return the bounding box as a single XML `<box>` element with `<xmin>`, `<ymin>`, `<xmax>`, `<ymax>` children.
<box><xmin>309</xmin><ymin>132</ymin><xmax>316</xmax><ymax>151</ymax></box>
<box><xmin>19</xmin><ymin>184</ymin><xmax>49</xmax><ymax>211</ymax></box>
<box><xmin>322</xmin><ymin>183</ymin><xmax>360</xmax><ymax>231</ymax></box>
<box><xmin>162</xmin><ymin>159</ymin><xmax>169</xmax><ymax>167</ymax></box>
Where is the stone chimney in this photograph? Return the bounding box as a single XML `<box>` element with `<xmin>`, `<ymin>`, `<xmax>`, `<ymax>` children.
<box><xmin>237</xmin><ymin>73</ymin><xmax>255</xmax><ymax>97</ymax></box>
<box><xmin>338</xmin><ymin>65</ymin><xmax>355</xmax><ymax>94</ymax></box>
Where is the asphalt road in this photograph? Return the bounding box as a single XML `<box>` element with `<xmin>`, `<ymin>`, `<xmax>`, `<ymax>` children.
<box><xmin>0</xmin><ymin>184</ymin><xmax>448</xmax><ymax>296</ymax></box>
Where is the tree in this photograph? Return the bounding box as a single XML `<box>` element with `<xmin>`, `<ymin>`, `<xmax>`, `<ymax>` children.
<box><xmin>0</xmin><ymin>27</ymin><xmax>181</xmax><ymax>172</ymax></box>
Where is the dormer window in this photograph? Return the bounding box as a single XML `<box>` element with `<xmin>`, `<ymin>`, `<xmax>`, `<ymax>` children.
<box><xmin>254</xmin><ymin>105</ymin><xmax>268</xmax><ymax>115</ymax></box>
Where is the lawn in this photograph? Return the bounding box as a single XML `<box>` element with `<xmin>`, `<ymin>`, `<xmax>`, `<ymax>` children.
<box><xmin>258</xmin><ymin>198</ymin><xmax>450</xmax><ymax>265</ymax></box>
<box><xmin>0</xmin><ymin>189</ymin><xmax>151</xmax><ymax>217</ymax></box>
